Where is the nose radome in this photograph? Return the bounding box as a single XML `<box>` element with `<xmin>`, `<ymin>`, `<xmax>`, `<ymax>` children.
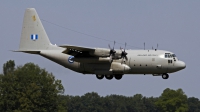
<box><xmin>179</xmin><ymin>61</ymin><xmax>186</xmax><ymax>69</ymax></box>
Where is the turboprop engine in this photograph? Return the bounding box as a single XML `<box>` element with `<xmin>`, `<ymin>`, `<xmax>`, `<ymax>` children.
<box><xmin>111</xmin><ymin>62</ymin><xmax>130</xmax><ymax>73</ymax></box>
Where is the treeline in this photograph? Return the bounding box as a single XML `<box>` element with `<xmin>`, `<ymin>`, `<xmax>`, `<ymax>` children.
<box><xmin>59</xmin><ymin>91</ymin><xmax>200</xmax><ymax>112</ymax></box>
<box><xmin>0</xmin><ymin>60</ymin><xmax>200</xmax><ymax>112</ymax></box>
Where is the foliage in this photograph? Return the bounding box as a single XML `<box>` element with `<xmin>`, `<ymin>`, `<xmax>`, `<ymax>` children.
<box><xmin>65</xmin><ymin>89</ymin><xmax>200</xmax><ymax>112</ymax></box>
<box><xmin>66</xmin><ymin>93</ymin><xmax>159</xmax><ymax>112</ymax></box>
<box><xmin>0</xmin><ymin>60</ymin><xmax>64</xmax><ymax>112</ymax></box>
<box><xmin>3</xmin><ymin>60</ymin><xmax>15</xmax><ymax>75</ymax></box>
<box><xmin>155</xmin><ymin>88</ymin><xmax>188</xmax><ymax>112</ymax></box>
<box><xmin>188</xmin><ymin>97</ymin><xmax>200</xmax><ymax>112</ymax></box>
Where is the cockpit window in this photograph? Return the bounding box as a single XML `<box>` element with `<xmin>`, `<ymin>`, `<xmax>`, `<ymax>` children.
<box><xmin>165</xmin><ymin>53</ymin><xmax>170</xmax><ymax>58</ymax></box>
<box><xmin>165</xmin><ymin>54</ymin><xmax>167</xmax><ymax>58</ymax></box>
<box><xmin>172</xmin><ymin>54</ymin><xmax>176</xmax><ymax>57</ymax></box>
<box><xmin>165</xmin><ymin>53</ymin><xmax>177</xmax><ymax>58</ymax></box>
<box><xmin>165</xmin><ymin>53</ymin><xmax>174</xmax><ymax>58</ymax></box>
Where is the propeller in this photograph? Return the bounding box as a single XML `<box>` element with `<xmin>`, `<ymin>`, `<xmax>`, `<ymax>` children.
<box><xmin>108</xmin><ymin>41</ymin><xmax>116</xmax><ymax>62</ymax></box>
<box><xmin>120</xmin><ymin>43</ymin><xmax>128</xmax><ymax>63</ymax></box>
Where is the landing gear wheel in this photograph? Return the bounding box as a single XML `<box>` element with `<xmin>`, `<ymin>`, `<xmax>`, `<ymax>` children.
<box><xmin>105</xmin><ymin>75</ymin><xmax>113</xmax><ymax>80</ymax></box>
<box><xmin>114</xmin><ymin>75</ymin><xmax>123</xmax><ymax>80</ymax></box>
<box><xmin>96</xmin><ymin>75</ymin><xmax>104</xmax><ymax>80</ymax></box>
<box><xmin>162</xmin><ymin>73</ymin><xmax>169</xmax><ymax>79</ymax></box>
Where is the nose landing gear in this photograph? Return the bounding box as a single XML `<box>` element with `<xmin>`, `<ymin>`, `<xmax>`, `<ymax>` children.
<box><xmin>162</xmin><ymin>73</ymin><xmax>169</xmax><ymax>79</ymax></box>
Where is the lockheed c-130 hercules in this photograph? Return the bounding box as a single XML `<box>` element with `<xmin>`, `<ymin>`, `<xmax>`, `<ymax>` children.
<box><xmin>15</xmin><ymin>8</ymin><xmax>186</xmax><ymax>80</ymax></box>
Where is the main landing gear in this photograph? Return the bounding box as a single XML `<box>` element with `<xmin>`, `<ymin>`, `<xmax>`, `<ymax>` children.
<box><xmin>105</xmin><ymin>75</ymin><xmax>113</xmax><ymax>80</ymax></box>
<box><xmin>96</xmin><ymin>74</ymin><xmax>123</xmax><ymax>80</ymax></box>
<box><xmin>96</xmin><ymin>74</ymin><xmax>104</xmax><ymax>80</ymax></box>
<box><xmin>114</xmin><ymin>75</ymin><xmax>123</xmax><ymax>80</ymax></box>
<box><xmin>162</xmin><ymin>73</ymin><xmax>169</xmax><ymax>79</ymax></box>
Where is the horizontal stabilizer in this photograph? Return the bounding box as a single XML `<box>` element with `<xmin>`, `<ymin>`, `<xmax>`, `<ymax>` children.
<box><xmin>12</xmin><ymin>50</ymin><xmax>40</xmax><ymax>54</ymax></box>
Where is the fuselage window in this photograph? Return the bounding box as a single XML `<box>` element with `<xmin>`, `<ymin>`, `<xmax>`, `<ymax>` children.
<box><xmin>168</xmin><ymin>60</ymin><xmax>173</xmax><ymax>63</ymax></box>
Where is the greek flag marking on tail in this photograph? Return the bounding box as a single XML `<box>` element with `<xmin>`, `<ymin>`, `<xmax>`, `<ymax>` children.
<box><xmin>31</xmin><ymin>34</ymin><xmax>38</xmax><ymax>41</ymax></box>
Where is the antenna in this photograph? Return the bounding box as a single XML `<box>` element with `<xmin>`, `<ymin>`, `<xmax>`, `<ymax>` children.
<box><xmin>157</xmin><ymin>44</ymin><xmax>158</xmax><ymax>50</ymax></box>
<box><xmin>144</xmin><ymin>42</ymin><xmax>145</xmax><ymax>50</ymax></box>
<box><xmin>152</xmin><ymin>46</ymin><xmax>153</xmax><ymax>50</ymax></box>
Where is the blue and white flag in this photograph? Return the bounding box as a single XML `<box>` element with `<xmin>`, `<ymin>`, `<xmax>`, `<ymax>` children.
<box><xmin>31</xmin><ymin>34</ymin><xmax>38</xmax><ymax>41</ymax></box>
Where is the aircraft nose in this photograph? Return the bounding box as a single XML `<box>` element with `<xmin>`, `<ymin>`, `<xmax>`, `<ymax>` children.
<box><xmin>176</xmin><ymin>61</ymin><xmax>186</xmax><ymax>70</ymax></box>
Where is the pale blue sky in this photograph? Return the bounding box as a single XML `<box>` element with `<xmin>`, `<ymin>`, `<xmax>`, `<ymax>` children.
<box><xmin>0</xmin><ymin>1</ymin><xmax>200</xmax><ymax>98</ymax></box>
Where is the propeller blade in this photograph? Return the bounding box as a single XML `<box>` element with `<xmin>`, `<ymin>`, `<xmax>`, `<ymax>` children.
<box><xmin>109</xmin><ymin>55</ymin><xmax>113</xmax><ymax>63</ymax></box>
<box><xmin>124</xmin><ymin>42</ymin><xmax>127</xmax><ymax>52</ymax></box>
<box><xmin>113</xmin><ymin>41</ymin><xmax>116</xmax><ymax>50</ymax></box>
<box><xmin>157</xmin><ymin>44</ymin><xmax>158</xmax><ymax>49</ymax></box>
<box><xmin>108</xmin><ymin>41</ymin><xmax>117</xmax><ymax>63</ymax></box>
<box><xmin>121</xmin><ymin>57</ymin><xmax>124</xmax><ymax>64</ymax></box>
<box><xmin>125</xmin><ymin>56</ymin><xmax>128</xmax><ymax>61</ymax></box>
<box><xmin>108</xmin><ymin>44</ymin><xmax>111</xmax><ymax>49</ymax></box>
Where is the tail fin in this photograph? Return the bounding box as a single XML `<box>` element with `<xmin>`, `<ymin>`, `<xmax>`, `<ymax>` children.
<box><xmin>19</xmin><ymin>8</ymin><xmax>51</xmax><ymax>51</ymax></box>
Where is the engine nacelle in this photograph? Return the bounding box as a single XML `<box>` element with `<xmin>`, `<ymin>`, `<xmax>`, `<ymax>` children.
<box><xmin>89</xmin><ymin>48</ymin><xmax>110</xmax><ymax>57</ymax></box>
<box><xmin>111</xmin><ymin>62</ymin><xmax>130</xmax><ymax>73</ymax></box>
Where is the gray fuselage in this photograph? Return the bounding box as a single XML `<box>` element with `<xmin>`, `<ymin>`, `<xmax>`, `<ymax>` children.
<box><xmin>39</xmin><ymin>45</ymin><xmax>186</xmax><ymax>76</ymax></box>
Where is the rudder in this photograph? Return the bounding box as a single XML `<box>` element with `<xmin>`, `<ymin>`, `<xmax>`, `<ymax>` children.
<box><xmin>19</xmin><ymin>8</ymin><xmax>51</xmax><ymax>51</ymax></box>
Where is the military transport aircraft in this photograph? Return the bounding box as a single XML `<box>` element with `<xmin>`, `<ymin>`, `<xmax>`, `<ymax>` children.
<box><xmin>15</xmin><ymin>8</ymin><xmax>186</xmax><ymax>80</ymax></box>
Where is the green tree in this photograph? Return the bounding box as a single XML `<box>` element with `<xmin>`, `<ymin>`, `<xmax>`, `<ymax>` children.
<box><xmin>188</xmin><ymin>97</ymin><xmax>200</xmax><ymax>112</ymax></box>
<box><xmin>0</xmin><ymin>60</ymin><xmax>65</xmax><ymax>112</ymax></box>
<box><xmin>3</xmin><ymin>60</ymin><xmax>15</xmax><ymax>75</ymax></box>
<box><xmin>103</xmin><ymin>94</ymin><xmax>128</xmax><ymax>112</ymax></box>
<box><xmin>68</xmin><ymin>92</ymin><xmax>105</xmax><ymax>112</ymax></box>
<box><xmin>155</xmin><ymin>88</ymin><xmax>188</xmax><ymax>112</ymax></box>
<box><xmin>57</xmin><ymin>95</ymin><xmax>69</xmax><ymax>112</ymax></box>
<box><xmin>142</xmin><ymin>97</ymin><xmax>159</xmax><ymax>112</ymax></box>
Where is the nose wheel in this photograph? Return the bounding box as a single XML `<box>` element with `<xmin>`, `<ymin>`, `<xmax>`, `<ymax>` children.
<box><xmin>162</xmin><ymin>73</ymin><xmax>169</xmax><ymax>79</ymax></box>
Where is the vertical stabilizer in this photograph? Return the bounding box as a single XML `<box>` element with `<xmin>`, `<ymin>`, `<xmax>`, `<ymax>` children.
<box><xmin>19</xmin><ymin>8</ymin><xmax>51</xmax><ymax>51</ymax></box>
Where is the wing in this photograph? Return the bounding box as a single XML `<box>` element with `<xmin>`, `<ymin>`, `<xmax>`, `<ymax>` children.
<box><xmin>59</xmin><ymin>44</ymin><xmax>96</xmax><ymax>57</ymax></box>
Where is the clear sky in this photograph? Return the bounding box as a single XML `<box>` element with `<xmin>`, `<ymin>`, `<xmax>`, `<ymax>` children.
<box><xmin>1</xmin><ymin>1</ymin><xmax>200</xmax><ymax>98</ymax></box>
